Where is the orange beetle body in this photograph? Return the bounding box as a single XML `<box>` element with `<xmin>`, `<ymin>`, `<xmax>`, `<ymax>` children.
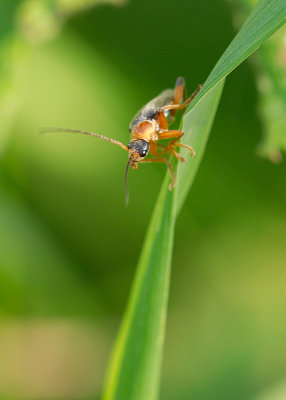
<box><xmin>42</xmin><ymin>77</ymin><xmax>201</xmax><ymax>204</ymax></box>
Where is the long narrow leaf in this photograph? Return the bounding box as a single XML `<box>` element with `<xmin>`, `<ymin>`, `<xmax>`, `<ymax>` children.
<box><xmin>187</xmin><ymin>0</ymin><xmax>286</xmax><ymax>111</ymax></box>
<box><xmin>102</xmin><ymin>82</ymin><xmax>223</xmax><ymax>400</ymax></box>
<box><xmin>176</xmin><ymin>81</ymin><xmax>224</xmax><ymax>214</ymax></box>
<box><xmin>177</xmin><ymin>0</ymin><xmax>286</xmax><ymax>212</ymax></box>
<box><xmin>103</xmin><ymin>1</ymin><xmax>286</xmax><ymax>399</ymax></box>
<box><xmin>103</xmin><ymin>173</ymin><xmax>176</xmax><ymax>400</ymax></box>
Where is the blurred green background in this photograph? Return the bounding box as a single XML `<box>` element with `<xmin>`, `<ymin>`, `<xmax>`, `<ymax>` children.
<box><xmin>1</xmin><ymin>1</ymin><xmax>286</xmax><ymax>399</ymax></box>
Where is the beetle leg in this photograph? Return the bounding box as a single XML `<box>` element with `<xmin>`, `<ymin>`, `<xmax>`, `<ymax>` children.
<box><xmin>175</xmin><ymin>142</ymin><xmax>196</xmax><ymax>158</ymax></box>
<box><xmin>149</xmin><ymin>141</ymin><xmax>161</xmax><ymax>157</ymax></box>
<box><xmin>174</xmin><ymin>77</ymin><xmax>186</xmax><ymax>105</ymax></box>
<box><xmin>161</xmin><ymin>84</ymin><xmax>202</xmax><ymax>112</ymax></box>
<box><xmin>158</xmin><ymin>130</ymin><xmax>184</xmax><ymax>140</ymax></box>
<box><xmin>141</xmin><ymin>157</ymin><xmax>176</xmax><ymax>190</ymax></box>
<box><xmin>168</xmin><ymin>144</ymin><xmax>186</xmax><ymax>162</ymax></box>
<box><xmin>150</xmin><ymin>138</ymin><xmax>184</xmax><ymax>161</ymax></box>
<box><xmin>158</xmin><ymin>130</ymin><xmax>195</xmax><ymax>160</ymax></box>
<box><xmin>158</xmin><ymin>130</ymin><xmax>184</xmax><ymax>161</ymax></box>
<box><xmin>157</xmin><ymin>111</ymin><xmax>168</xmax><ymax>130</ymax></box>
<box><xmin>150</xmin><ymin>141</ymin><xmax>173</xmax><ymax>158</ymax></box>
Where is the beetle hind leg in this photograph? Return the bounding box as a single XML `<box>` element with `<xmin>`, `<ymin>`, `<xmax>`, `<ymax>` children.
<box><xmin>174</xmin><ymin>77</ymin><xmax>187</xmax><ymax>105</ymax></box>
<box><xmin>161</xmin><ymin>84</ymin><xmax>202</xmax><ymax>113</ymax></box>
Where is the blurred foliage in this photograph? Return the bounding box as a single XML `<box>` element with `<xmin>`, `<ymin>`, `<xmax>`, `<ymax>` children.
<box><xmin>255</xmin><ymin>381</ymin><xmax>286</xmax><ymax>400</ymax></box>
<box><xmin>0</xmin><ymin>0</ymin><xmax>126</xmax><ymax>154</ymax></box>
<box><xmin>17</xmin><ymin>0</ymin><xmax>127</xmax><ymax>43</ymax></box>
<box><xmin>0</xmin><ymin>0</ymin><xmax>286</xmax><ymax>400</ymax></box>
<box><xmin>228</xmin><ymin>0</ymin><xmax>286</xmax><ymax>162</ymax></box>
<box><xmin>0</xmin><ymin>2</ymin><xmax>22</xmax><ymax>153</ymax></box>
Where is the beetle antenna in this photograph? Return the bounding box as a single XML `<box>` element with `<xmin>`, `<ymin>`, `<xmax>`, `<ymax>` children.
<box><xmin>40</xmin><ymin>127</ymin><xmax>129</xmax><ymax>151</ymax></box>
<box><xmin>125</xmin><ymin>158</ymin><xmax>131</xmax><ymax>206</ymax></box>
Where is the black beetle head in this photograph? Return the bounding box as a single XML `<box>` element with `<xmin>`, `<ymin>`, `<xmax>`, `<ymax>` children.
<box><xmin>127</xmin><ymin>139</ymin><xmax>150</xmax><ymax>160</ymax></box>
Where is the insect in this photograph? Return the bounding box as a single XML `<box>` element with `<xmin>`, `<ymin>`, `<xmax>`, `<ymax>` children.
<box><xmin>42</xmin><ymin>77</ymin><xmax>201</xmax><ymax>204</ymax></box>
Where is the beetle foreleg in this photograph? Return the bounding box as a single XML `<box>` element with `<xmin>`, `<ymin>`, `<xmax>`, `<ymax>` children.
<box><xmin>149</xmin><ymin>141</ymin><xmax>161</xmax><ymax>157</ymax></box>
<box><xmin>158</xmin><ymin>130</ymin><xmax>195</xmax><ymax>160</ymax></box>
<box><xmin>150</xmin><ymin>135</ymin><xmax>184</xmax><ymax>162</ymax></box>
<box><xmin>175</xmin><ymin>142</ymin><xmax>196</xmax><ymax>158</ymax></box>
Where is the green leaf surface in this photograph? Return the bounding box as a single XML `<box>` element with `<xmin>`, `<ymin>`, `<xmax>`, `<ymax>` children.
<box><xmin>103</xmin><ymin>1</ymin><xmax>286</xmax><ymax>399</ymax></box>
<box><xmin>226</xmin><ymin>1</ymin><xmax>286</xmax><ymax>161</ymax></box>
<box><xmin>176</xmin><ymin>81</ymin><xmax>224</xmax><ymax>215</ymax></box>
<box><xmin>188</xmin><ymin>0</ymin><xmax>286</xmax><ymax>110</ymax></box>
<box><xmin>103</xmin><ymin>173</ymin><xmax>176</xmax><ymax>400</ymax></box>
<box><xmin>103</xmin><ymin>82</ymin><xmax>223</xmax><ymax>400</ymax></box>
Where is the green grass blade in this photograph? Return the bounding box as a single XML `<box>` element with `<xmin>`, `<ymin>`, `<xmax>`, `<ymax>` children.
<box><xmin>103</xmin><ymin>1</ymin><xmax>286</xmax><ymax>399</ymax></box>
<box><xmin>176</xmin><ymin>81</ymin><xmax>224</xmax><ymax>215</ymax></box>
<box><xmin>188</xmin><ymin>0</ymin><xmax>286</xmax><ymax>111</ymax></box>
<box><xmin>177</xmin><ymin>0</ymin><xmax>286</xmax><ymax>212</ymax></box>
<box><xmin>103</xmin><ymin>174</ymin><xmax>176</xmax><ymax>400</ymax></box>
<box><xmin>102</xmin><ymin>83</ymin><xmax>223</xmax><ymax>400</ymax></box>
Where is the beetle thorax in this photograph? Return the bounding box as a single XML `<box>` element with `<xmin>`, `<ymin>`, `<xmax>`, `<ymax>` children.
<box><xmin>131</xmin><ymin>120</ymin><xmax>158</xmax><ymax>142</ymax></box>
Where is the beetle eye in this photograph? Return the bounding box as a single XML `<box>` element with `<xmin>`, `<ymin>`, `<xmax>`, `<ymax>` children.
<box><xmin>140</xmin><ymin>150</ymin><xmax>147</xmax><ymax>157</ymax></box>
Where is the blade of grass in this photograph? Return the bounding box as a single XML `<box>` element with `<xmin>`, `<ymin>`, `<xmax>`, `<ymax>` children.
<box><xmin>187</xmin><ymin>0</ymin><xmax>286</xmax><ymax>112</ymax></box>
<box><xmin>176</xmin><ymin>82</ymin><xmax>224</xmax><ymax>215</ymax></box>
<box><xmin>103</xmin><ymin>1</ymin><xmax>286</xmax><ymax>399</ymax></box>
<box><xmin>103</xmin><ymin>172</ymin><xmax>176</xmax><ymax>400</ymax></box>
<box><xmin>103</xmin><ymin>84</ymin><xmax>223</xmax><ymax>400</ymax></box>
<box><xmin>102</xmin><ymin>83</ymin><xmax>223</xmax><ymax>400</ymax></box>
<box><xmin>177</xmin><ymin>0</ymin><xmax>286</xmax><ymax>212</ymax></box>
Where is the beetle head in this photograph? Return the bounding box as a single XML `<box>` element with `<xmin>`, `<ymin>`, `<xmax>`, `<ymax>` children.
<box><xmin>127</xmin><ymin>139</ymin><xmax>150</xmax><ymax>168</ymax></box>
